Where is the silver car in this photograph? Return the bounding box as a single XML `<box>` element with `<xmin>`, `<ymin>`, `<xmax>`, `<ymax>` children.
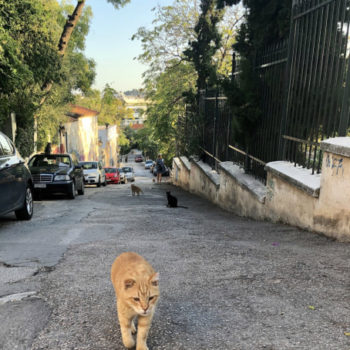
<box><xmin>122</xmin><ymin>166</ymin><xmax>135</xmax><ymax>182</ymax></box>
<box><xmin>144</xmin><ymin>160</ymin><xmax>153</xmax><ymax>169</ymax></box>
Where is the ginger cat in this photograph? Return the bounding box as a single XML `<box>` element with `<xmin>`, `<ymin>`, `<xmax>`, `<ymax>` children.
<box><xmin>111</xmin><ymin>252</ymin><xmax>159</xmax><ymax>350</ymax></box>
<box><xmin>131</xmin><ymin>184</ymin><xmax>143</xmax><ymax>196</ymax></box>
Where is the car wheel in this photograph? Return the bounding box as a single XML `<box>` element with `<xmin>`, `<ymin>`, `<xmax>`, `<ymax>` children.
<box><xmin>15</xmin><ymin>186</ymin><xmax>34</xmax><ymax>220</ymax></box>
<box><xmin>78</xmin><ymin>180</ymin><xmax>84</xmax><ymax>195</ymax></box>
<box><xmin>103</xmin><ymin>177</ymin><xmax>107</xmax><ymax>186</ymax></box>
<box><xmin>97</xmin><ymin>176</ymin><xmax>101</xmax><ymax>187</ymax></box>
<box><xmin>68</xmin><ymin>181</ymin><xmax>76</xmax><ymax>199</ymax></box>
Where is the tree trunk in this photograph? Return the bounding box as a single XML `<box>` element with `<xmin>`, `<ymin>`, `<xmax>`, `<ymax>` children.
<box><xmin>34</xmin><ymin>0</ymin><xmax>86</xmax><ymax>151</ymax></box>
<box><xmin>40</xmin><ymin>0</ymin><xmax>86</xmax><ymax>104</ymax></box>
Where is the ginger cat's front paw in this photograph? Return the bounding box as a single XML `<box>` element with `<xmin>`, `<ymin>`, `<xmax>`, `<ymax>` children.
<box><xmin>122</xmin><ymin>336</ymin><xmax>135</xmax><ymax>349</ymax></box>
<box><xmin>136</xmin><ymin>344</ymin><xmax>149</xmax><ymax>350</ymax></box>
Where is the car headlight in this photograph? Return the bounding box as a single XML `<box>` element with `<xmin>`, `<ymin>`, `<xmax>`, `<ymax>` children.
<box><xmin>54</xmin><ymin>175</ymin><xmax>70</xmax><ymax>181</ymax></box>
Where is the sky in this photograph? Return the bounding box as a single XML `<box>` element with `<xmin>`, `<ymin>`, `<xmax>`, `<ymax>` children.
<box><xmin>84</xmin><ymin>0</ymin><xmax>173</xmax><ymax>93</ymax></box>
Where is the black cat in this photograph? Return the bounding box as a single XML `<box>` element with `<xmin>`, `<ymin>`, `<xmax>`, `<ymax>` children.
<box><xmin>166</xmin><ymin>191</ymin><xmax>188</xmax><ymax>209</ymax></box>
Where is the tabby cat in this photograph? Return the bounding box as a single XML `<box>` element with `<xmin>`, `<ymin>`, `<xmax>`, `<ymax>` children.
<box><xmin>111</xmin><ymin>252</ymin><xmax>159</xmax><ymax>350</ymax></box>
<box><xmin>131</xmin><ymin>184</ymin><xmax>143</xmax><ymax>196</ymax></box>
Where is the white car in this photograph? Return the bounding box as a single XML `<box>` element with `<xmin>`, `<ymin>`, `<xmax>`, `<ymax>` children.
<box><xmin>117</xmin><ymin>168</ymin><xmax>127</xmax><ymax>184</ymax></box>
<box><xmin>80</xmin><ymin>161</ymin><xmax>106</xmax><ymax>187</ymax></box>
<box><xmin>122</xmin><ymin>166</ymin><xmax>135</xmax><ymax>182</ymax></box>
<box><xmin>144</xmin><ymin>160</ymin><xmax>153</xmax><ymax>169</ymax></box>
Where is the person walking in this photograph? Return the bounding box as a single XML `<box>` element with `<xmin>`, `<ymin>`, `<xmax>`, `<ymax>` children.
<box><xmin>156</xmin><ymin>154</ymin><xmax>165</xmax><ymax>183</ymax></box>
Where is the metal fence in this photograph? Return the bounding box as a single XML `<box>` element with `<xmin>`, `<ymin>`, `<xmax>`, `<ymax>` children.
<box><xmin>198</xmin><ymin>0</ymin><xmax>350</xmax><ymax>182</ymax></box>
<box><xmin>282</xmin><ymin>0</ymin><xmax>350</xmax><ymax>172</ymax></box>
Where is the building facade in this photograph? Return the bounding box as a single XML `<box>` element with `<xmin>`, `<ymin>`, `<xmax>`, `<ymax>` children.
<box><xmin>98</xmin><ymin>124</ymin><xmax>118</xmax><ymax>167</ymax></box>
<box><xmin>63</xmin><ymin>105</ymin><xmax>99</xmax><ymax>162</ymax></box>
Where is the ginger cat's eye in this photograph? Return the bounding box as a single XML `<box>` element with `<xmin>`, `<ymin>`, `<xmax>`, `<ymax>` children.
<box><xmin>149</xmin><ymin>296</ymin><xmax>155</xmax><ymax>300</ymax></box>
<box><xmin>134</xmin><ymin>297</ymin><xmax>140</xmax><ymax>302</ymax></box>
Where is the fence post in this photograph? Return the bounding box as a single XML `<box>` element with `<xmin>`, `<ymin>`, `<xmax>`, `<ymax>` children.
<box><xmin>226</xmin><ymin>53</ymin><xmax>236</xmax><ymax>161</ymax></box>
<box><xmin>278</xmin><ymin>4</ymin><xmax>296</xmax><ymax>160</ymax></box>
<box><xmin>338</xmin><ymin>57</ymin><xmax>350</xmax><ymax>136</ymax></box>
<box><xmin>244</xmin><ymin>145</ymin><xmax>250</xmax><ymax>173</ymax></box>
<box><xmin>213</xmin><ymin>88</ymin><xmax>218</xmax><ymax>169</ymax></box>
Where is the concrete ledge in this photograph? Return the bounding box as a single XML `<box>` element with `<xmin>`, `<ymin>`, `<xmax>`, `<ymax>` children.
<box><xmin>321</xmin><ymin>137</ymin><xmax>350</xmax><ymax>157</ymax></box>
<box><xmin>190</xmin><ymin>159</ymin><xmax>220</xmax><ymax>188</ymax></box>
<box><xmin>219</xmin><ymin>162</ymin><xmax>266</xmax><ymax>203</ymax></box>
<box><xmin>173</xmin><ymin>157</ymin><xmax>181</xmax><ymax>168</ymax></box>
<box><xmin>265</xmin><ymin>161</ymin><xmax>321</xmax><ymax>198</ymax></box>
<box><xmin>179</xmin><ymin>156</ymin><xmax>191</xmax><ymax>171</ymax></box>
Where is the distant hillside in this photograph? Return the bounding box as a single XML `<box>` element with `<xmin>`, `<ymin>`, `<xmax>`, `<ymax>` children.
<box><xmin>124</xmin><ymin>89</ymin><xmax>145</xmax><ymax>98</ymax></box>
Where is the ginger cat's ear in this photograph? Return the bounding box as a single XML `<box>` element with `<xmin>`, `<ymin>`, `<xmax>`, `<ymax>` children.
<box><xmin>124</xmin><ymin>279</ymin><xmax>136</xmax><ymax>289</ymax></box>
<box><xmin>150</xmin><ymin>272</ymin><xmax>159</xmax><ymax>286</ymax></box>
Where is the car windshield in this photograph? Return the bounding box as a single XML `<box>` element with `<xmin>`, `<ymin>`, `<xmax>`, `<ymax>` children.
<box><xmin>80</xmin><ymin>162</ymin><xmax>97</xmax><ymax>169</ymax></box>
<box><xmin>122</xmin><ymin>167</ymin><xmax>132</xmax><ymax>172</ymax></box>
<box><xmin>105</xmin><ymin>168</ymin><xmax>117</xmax><ymax>174</ymax></box>
<box><xmin>146</xmin><ymin>160</ymin><xmax>153</xmax><ymax>163</ymax></box>
<box><xmin>29</xmin><ymin>155</ymin><xmax>71</xmax><ymax>168</ymax></box>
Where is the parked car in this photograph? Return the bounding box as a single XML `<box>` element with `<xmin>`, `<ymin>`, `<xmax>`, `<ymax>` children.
<box><xmin>117</xmin><ymin>168</ymin><xmax>127</xmax><ymax>184</ymax></box>
<box><xmin>135</xmin><ymin>154</ymin><xmax>143</xmax><ymax>162</ymax></box>
<box><xmin>153</xmin><ymin>165</ymin><xmax>170</xmax><ymax>177</ymax></box>
<box><xmin>28</xmin><ymin>153</ymin><xmax>84</xmax><ymax>199</ymax></box>
<box><xmin>122</xmin><ymin>166</ymin><xmax>135</xmax><ymax>182</ymax></box>
<box><xmin>80</xmin><ymin>161</ymin><xmax>106</xmax><ymax>187</ymax></box>
<box><xmin>144</xmin><ymin>160</ymin><xmax>153</xmax><ymax>169</ymax></box>
<box><xmin>0</xmin><ymin>131</ymin><xmax>34</xmax><ymax>220</ymax></box>
<box><xmin>104</xmin><ymin>167</ymin><xmax>120</xmax><ymax>184</ymax></box>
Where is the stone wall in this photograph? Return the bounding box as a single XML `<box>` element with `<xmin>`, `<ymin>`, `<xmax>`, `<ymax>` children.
<box><xmin>172</xmin><ymin>137</ymin><xmax>350</xmax><ymax>240</ymax></box>
<box><xmin>173</xmin><ymin>157</ymin><xmax>191</xmax><ymax>191</ymax></box>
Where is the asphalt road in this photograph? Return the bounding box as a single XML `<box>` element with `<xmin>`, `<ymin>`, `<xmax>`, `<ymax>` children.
<box><xmin>1</xmin><ymin>157</ymin><xmax>350</xmax><ymax>349</ymax></box>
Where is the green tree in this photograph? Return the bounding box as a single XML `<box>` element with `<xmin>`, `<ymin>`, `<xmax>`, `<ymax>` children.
<box><xmin>234</xmin><ymin>0</ymin><xmax>291</xmax><ymax>56</ymax></box>
<box><xmin>132</xmin><ymin>0</ymin><xmax>199</xmax><ymax>79</ymax></box>
<box><xmin>133</xmin><ymin>0</ymin><xmax>240</xmax><ymax>160</ymax></box>
<box><xmin>0</xmin><ymin>0</ymin><xmax>130</xmax><ymax>155</ymax></box>
<box><xmin>144</xmin><ymin>61</ymin><xmax>196</xmax><ymax>161</ymax></box>
<box><xmin>35</xmin><ymin>1</ymin><xmax>97</xmax><ymax>152</ymax></box>
<box><xmin>133</xmin><ymin>125</ymin><xmax>158</xmax><ymax>160</ymax></box>
<box><xmin>0</xmin><ymin>0</ymin><xmax>63</xmax><ymax>155</ymax></box>
<box><xmin>75</xmin><ymin>84</ymin><xmax>134</xmax><ymax>155</ymax></box>
<box><xmin>76</xmin><ymin>84</ymin><xmax>134</xmax><ymax>126</ymax></box>
<box><xmin>184</xmin><ymin>0</ymin><xmax>224</xmax><ymax>91</ymax></box>
<box><xmin>133</xmin><ymin>0</ymin><xmax>200</xmax><ymax>161</ymax></box>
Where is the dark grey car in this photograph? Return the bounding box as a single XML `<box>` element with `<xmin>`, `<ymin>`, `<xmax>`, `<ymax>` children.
<box><xmin>28</xmin><ymin>153</ymin><xmax>84</xmax><ymax>199</ymax></box>
<box><xmin>0</xmin><ymin>131</ymin><xmax>34</xmax><ymax>220</ymax></box>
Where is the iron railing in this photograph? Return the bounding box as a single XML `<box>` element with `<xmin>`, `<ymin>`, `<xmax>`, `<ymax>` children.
<box><xmin>282</xmin><ymin>0</ymin><xmax>350</xmax><ymax>173</ymax></box>
<box><xmin>198</xmin><ymin>0</ymin><xmax>350</xmax><ymax>182</ymax></box>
